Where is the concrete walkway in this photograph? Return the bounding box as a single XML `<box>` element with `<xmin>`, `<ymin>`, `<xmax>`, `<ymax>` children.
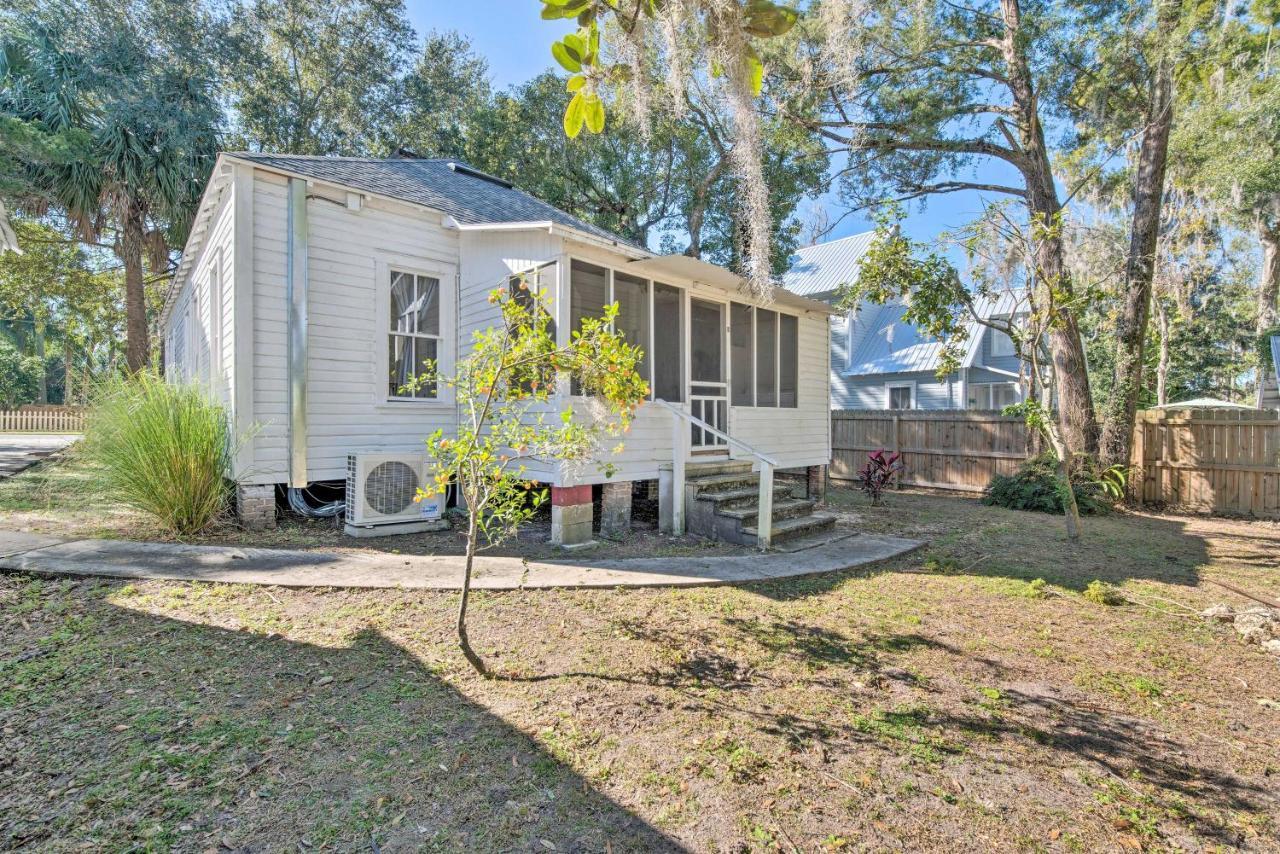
<box><xmin>0</xmin><ymin>529</ymin><xmax>924</xmax><ymax>590</ymax></box>
<box><xmin>0</xmin><ymin>433</ymin><xmax>78</xmax><ymax>478</ymax></box>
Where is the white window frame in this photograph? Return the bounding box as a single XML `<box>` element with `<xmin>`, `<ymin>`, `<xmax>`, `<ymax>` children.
<box><xmin>967</xmin><ymin>381</ymin><xmax>1020</xmax><ymax>410</ymax></box>
<box><xmin>374</xmin><ymin>257</ymin><xmax>456</xmax><ymax>409</ymax></box>
<box><xmin>566</xmin><ymin>254</ymin><xmax>656</xmax><ymax>399</ymax></box>
<box><xmin>989</xmin><ymin>326</ymin><xmax>1016</xmax><ymax>358</ymax></box>
<box><xmin>885</xmin><ymin>380</ymin><xmax>916</xmax><ymax>410</ymax></box>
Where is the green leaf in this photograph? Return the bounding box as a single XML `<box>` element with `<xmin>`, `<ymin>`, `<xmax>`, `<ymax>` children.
<box><xmin>541</xmin><ymin>3</ymin><xmax>577</xmax><ymax>20</ymax></box>
<box><xmin>584</xmin><ymin>94</ymin><xmax>605</xmax><ymax>134</ymax></box>
<box><xmin>566</xmin><ymin>74</ymin><xmax>587</xmax><ymax>92</ymax></box>
<box><xmin>563</xmin><ymin>91</ymin><xmax>586</xmax><ymax>137</ymax></box>
<box><xmin>748</xmin><ymin>54</ymin><xmax>764</xmax><ymax>96</ymax></box>
<box><xmin>551</xmin><ymin>41</ymin><xmax>582</xmax><ymax>72</ymax></box>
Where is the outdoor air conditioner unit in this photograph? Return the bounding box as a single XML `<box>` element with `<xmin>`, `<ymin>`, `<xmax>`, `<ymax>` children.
<box><xmin>344</xmin><ymin>452</ymin><xmax>446</xmax><ymax>538</ymax></box>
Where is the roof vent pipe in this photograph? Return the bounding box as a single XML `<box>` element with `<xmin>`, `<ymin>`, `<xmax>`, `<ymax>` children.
<box><xmin>286</xmin><ymin>177</ymin><xmax>309</xmax><ymax>488</ymax></box>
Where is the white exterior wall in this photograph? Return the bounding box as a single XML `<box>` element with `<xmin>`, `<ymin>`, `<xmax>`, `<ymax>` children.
<box><xmin>218</xmin><ymin>164</ymin><xmax>830</xmax><ymax>488</ymax></box>
<box><xmin>162</xmin><ymin>181</ymin><xmax>234</xmax><ymax>405</ymax></box>
<box><xmin>243</xmin><ymin>170</ymin><xmax>463</xmax><ymax>484</ymax></box>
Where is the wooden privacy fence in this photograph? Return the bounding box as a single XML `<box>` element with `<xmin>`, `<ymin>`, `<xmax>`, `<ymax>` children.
<box><xmin>0</xmin><ymin>406</ymin><xmax>86</xmax><ymax>433</ymax></box>
<box><xmin>831</xmin><ymin>410</ymin><xmax>1032</xmax><ymax>493</ymax></box>
<box><xmin>1132</xmin><ymin>408</ymin><xmax>1280</xmax><ymax>518</ymax></box>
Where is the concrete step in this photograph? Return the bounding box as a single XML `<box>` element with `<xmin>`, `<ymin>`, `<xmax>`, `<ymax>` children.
<box><xmin>685</xmin><ymin>472</ymin><xmax>761</xmax><ymax>496</ymax></box>
<box><xmin>715</xmin><ymin>497</ymin><xmax>817</xmax><ymax>527</ymax></box>
<box><xmin>696</xmin><ymin>482</ymin><xmax>795</xmax><ymax>510</ymax></box>
<box><xmin>743</xmin><ymin>512</ymin><xmax>838</xmax><ymax>545</ymax></box>
<box><xmin>683</xmin><ymin>459</ymin><xmax>755</xmax><ymax>478</ymax></box>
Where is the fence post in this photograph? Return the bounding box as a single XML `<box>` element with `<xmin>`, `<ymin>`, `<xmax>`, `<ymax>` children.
<box><xmin>892</xmin><ymin>414</ymin><xmax>902</xmax><ymax>489</ymax></box>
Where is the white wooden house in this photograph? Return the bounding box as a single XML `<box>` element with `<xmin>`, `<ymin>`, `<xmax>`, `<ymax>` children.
<box><xmin>161</xmin><ymin>153</ymin><xmax>836</xmax><ymax>546</ymax></box>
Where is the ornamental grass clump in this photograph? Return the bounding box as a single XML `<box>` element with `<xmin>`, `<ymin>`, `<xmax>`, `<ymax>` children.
<box><xmin>82</xmin><ymin>370</ymin><xmax>235</xmax><ymax>535</ymax></box>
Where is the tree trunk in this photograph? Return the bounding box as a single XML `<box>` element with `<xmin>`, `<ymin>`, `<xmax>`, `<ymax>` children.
<box><xmin>457</xmin><ymin>511</ymin><xmax>488</xmax><ymax>676</ymax></box>
<box><xmin>1098</xmin><ymin>0</ymin><xmax>1180</xmax><ymax>468</ymax></box>
<box><xmin>64</xmin><ymin>336</ymin><xmax>74</xmax><ymax>406</ymax></box>
<box><xmin>1155</xmin><ymin>298</ymin><xmax>1171</xmax><ymax>406</ymax></box>
<box><xmin>120</xmin><ymin>204</ymin><xmax>151</xmax><ymax>373</ymax></box>
<box><xmin>1256</xmin><ymin>219</ymin><xmax>1280</xmax><ymax>334</ymax></box>
<box><xmin>33</xmin><ymin>316</ymin><xmax>48</xmax><ymax>404</ymax></box>
<box><xmin>1001</xmin><ymin>0</ymin><xmax>1099</xmax><ymax>459</ymax></box>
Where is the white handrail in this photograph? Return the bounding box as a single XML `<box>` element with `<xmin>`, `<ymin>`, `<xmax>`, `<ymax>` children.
<box><xmin>654</xmin><ymin>398</ymin><xmax>776</xmax><ymax>549</ymax></box>
<box><xmin>653</xmin><ymin>399</ymin><xmax>779</xmax><ymax>467</ymax></box>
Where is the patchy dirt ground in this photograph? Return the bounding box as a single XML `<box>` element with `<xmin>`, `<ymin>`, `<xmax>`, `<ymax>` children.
<box><xmin>3</xmin><ymin>477</ymin><xmax>1280</xmax><ymax>851</ymax></box>
<box><xmin>0</xmin><ymin>451</ymin><xmax>752</xmax><ymax>561</ymax></box>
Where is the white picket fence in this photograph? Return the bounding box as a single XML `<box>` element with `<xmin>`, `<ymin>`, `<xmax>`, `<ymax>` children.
<box><xmin>0</xmin><ymin>407</ymin><xmax>86</xmax><ymax>433</ymax></box>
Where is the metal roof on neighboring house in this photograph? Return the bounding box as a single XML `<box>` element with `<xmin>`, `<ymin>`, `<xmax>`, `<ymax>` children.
<box><xmin>227</xmin><ymin>152</ymin><xmax>638</xmax><ymax>249</ymax></box>
<box><xmin>781</xmin><ymin>231</ymin><xmax>877</xmax><ymax>298</ymax></box>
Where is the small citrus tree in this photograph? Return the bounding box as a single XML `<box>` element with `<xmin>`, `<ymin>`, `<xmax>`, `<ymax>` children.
<box><xmin>412</xmin><ymin>272</ymin><xmax>647</xmax><ymax>675</ymax></box>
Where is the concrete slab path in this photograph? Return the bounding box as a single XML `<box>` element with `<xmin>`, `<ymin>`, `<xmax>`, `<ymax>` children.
<box><xmin>0</xmin><ymin>529</ymin><xmax>924</xmax><ymax>590</ymax></box>
<box><xmin>0</xmin><ymin>433</ymin><xmax>78</xmax><ymax>478</ymax></box>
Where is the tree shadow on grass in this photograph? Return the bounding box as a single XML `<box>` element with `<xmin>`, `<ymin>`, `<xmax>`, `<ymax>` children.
<box><xmin>0</xmin><ymin>586</ymin><xmax>683</xmax><ymax>853</ymax></box>
<box><xmin>496</xmin><ymin>614</ymin><xmax>1275</xmax><ymax>847</ymax></box>
<box><xmin>748</xmin><ymin>490</ymin><xmax>1222</xmax><ymax>600</ymax></box>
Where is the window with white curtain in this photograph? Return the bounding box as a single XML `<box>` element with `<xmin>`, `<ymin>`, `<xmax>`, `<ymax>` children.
<box><xmin>388</xmin><ymin>270</ymin><xmax>440</xmax><ymax>399</ymax></box>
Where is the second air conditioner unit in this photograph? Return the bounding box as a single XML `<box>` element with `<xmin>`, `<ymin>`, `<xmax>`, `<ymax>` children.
<box><xmin>344</xmin><ymin>452</ymin><xmax>446</xmax><ymax>537</ymax></box>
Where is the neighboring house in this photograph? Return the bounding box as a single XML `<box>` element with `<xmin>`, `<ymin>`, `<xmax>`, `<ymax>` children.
<box><xmin>1258</xmin><ymin>335</ymin><xmax>1280</xmax><ymax>410</ymax></box>
<box><xmin>781</xmin><ymin>233</ymin><xmax>1030</xmax><ymax>410</ymax></box>
<box><xmin>160</xmin><ymin>152</ymin><xmax>836</xmax><ymax>545</ymax></box>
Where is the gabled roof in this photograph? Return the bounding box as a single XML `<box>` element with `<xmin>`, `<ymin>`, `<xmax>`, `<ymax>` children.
<box><xmin>845</xmin><ymin>290</ymin><xmax>1028</xmax><ymax>376</ymax></box>
<box><xmin>228</xmin><ymin>152</ymin><xmax>638</xmax><ymax>249</ymax></box>
<box><xmin>781</xmin><ymin>231</ymin><xmax>877</xmax><ymax>299</ymax></box>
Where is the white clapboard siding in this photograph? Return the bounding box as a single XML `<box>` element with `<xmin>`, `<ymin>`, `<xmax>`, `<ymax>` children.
<box><xmin>230</xmin><ymin>167</ymin><xmax>830</xmax><ymax>488</ymax></box>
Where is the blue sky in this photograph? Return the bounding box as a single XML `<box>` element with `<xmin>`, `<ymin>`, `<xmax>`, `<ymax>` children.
<box><xmin>405</xmin><ymin>0</ymin><xmax>997</xmax><ymax>251</ymax></box>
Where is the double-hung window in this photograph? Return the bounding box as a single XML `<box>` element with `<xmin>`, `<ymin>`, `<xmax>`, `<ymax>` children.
<box><xmin>968</xmin><ymin>382</ymin><xmax>1020</xmax><ymax>410</ymax></box>
<box><xmin>388</xmin><ymin>270</ymin><xmax>441</xmax><ymax>399</ymax></box>
<box><xmin>729</xmin><ymin>302</ymin><xmax>799</xmax><ymax>408</ymax></box>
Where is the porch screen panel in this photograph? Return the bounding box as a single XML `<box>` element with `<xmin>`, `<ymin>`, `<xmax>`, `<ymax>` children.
<box><xmin>570</xmin><ymin>260</ymin><xmax>609</xmax><ymax>394</ymax></box>
<box><xmin>652</xmin><ymin>282</ymin><xmax>683</xmax><ymax>402</ymax></box>
<box><xmin>730</xmin><ymin>303</ymin><xmax>753</xmax><ymax>406</ymax></box>
<box><xmin>755</xmin><ymin>308</ymin><xmax>777</xmax><ymax>407</ymax></box>
<box><xmin>779</xmin><ymin>313</ymin><xmax>798</xmax><ymax>408</ymax></box>
<box><xmin>690</xmin><ymin>299</ymin><xmax>722</xmax><ymax>383</ymax></box>
<box><xmin>613</xmin><ymin>272</ymin><xmax>650</xmax><ymax>384</ymax></box>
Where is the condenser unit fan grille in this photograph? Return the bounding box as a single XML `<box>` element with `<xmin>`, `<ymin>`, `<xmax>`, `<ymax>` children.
<box><xmin>364</xmin><ymin>460</ymin><xmax>420</xmax><ymax>516</ymax></box>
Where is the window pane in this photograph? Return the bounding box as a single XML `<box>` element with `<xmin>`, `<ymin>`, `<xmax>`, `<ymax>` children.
<box><xmin>993</xmin><ymin>383</ymin><xmax>1019</xmax><ymax>409</ymax></box>
<box><xmin>415</xmin><ymin>337</ymin><xmax>438</xmax><ymax>399</ymax></box>
<box><xmin>889</xmin><ymin>386</ymin><xmax>912</xmax><ymax>409</ymax></box>
<box><xmin>779</xmin><ymin>313</ymin><xmax>798</xmax><ymax>408</ymax></box>
<box><xmin>389</xmin><ymin>334</ymin><xmax>413</xmax><ymax>397</ymax></box>
<box><xmin>653</xmin><ymin>282</ymin><xmax>683</xmax><ymax>402</ymax></box>
<box><xmin>390</xmin><ymin>272</ymin><xmax>414</xmax><ymax>333</ymax></box>
<box><xmin>730</xmin><ymin>303</ymin><xmax>753</xmax><ymax>406</ymax></box>
<box><xmin>415</xmin><ymin>275</ymin><xmax>440</xmax><ymax>336</ymax></box>
<box><xmin>613</xmin><ymin>272</ymin><xmax>650</xmax><ymax>384</ymax></box>
<box><xmin>755</xmin><ymin>309</ymin><xmax>777</xmax><ymax>407</ymax></box>
<box><xmin>690</xmin><ymin>299</ymin><xmax>723</xmax><ymax>384</ymax></box>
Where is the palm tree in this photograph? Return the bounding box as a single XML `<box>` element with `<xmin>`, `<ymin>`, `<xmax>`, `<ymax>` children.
<box><xmin>0</xmin><ymin>22</ymin><xmax>218</xmax><ymax>371</ymax></box>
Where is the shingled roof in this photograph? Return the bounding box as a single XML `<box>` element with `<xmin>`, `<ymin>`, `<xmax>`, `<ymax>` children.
<box><xmin>228</xmin><ymin>152</ymin><xmax>638</xmax><ymax>248</ymax></box>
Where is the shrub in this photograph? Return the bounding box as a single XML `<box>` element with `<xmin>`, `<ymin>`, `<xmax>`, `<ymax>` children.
<box><xmin>1083</xmin><ymin>579</ymin><xmax>1128</xmax><ymax>606</ymax></box>
<box><xmin>859</xmin><ymin>449</ymin><xmax>902</xmax><ymax>506</ymax></box>
<box><xmin>983</xmin><ymin>452</ymin><xmax>1111</xmax><ymax>516</ymax></box>
<box><xmin>82</xmin><ymin>370</ymin><xmax>236</xmax><ymax>535</ymax></box>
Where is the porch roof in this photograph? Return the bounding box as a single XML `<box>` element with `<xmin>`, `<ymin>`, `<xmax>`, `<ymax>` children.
<box><xmin>624</xmin><ymin>254</ymin><xmax>837</xmax><ymax>315</ymax></box>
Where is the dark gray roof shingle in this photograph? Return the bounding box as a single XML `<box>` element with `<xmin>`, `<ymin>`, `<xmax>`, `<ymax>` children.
<box><xmin>228</xmin><ymin>152</ymin><xmax>638</xmax><ymax>248</ymax></box>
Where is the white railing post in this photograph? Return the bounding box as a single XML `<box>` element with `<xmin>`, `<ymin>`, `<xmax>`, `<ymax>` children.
<box><xmin>671</xmin><ymin>406</ymin><xmax>686</xmax><ymax>535</ymax></box>
<box><xmin>757</xmin><ymin>461</ymin><xmax>773</xmax><ymax>550</ymax></box>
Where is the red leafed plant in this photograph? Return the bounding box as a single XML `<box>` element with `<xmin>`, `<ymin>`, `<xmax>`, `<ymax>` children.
<box><xmin>859</xmin><ymin>449</ymin><xmax>902</xmax><ymax>506</ymax></box>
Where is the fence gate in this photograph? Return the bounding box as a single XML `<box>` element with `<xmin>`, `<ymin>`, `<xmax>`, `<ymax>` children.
<box><xmin>1132</xmin><ymin>408</ymin><xmax>1280</xmax><ymax>518</ymax></box>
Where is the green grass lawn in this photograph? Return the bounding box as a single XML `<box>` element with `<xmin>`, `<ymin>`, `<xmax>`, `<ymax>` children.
<box><xmin>2</xmin><ymin>461</ymin><xmax>1280</xmax><ymax>851</ymax></box>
